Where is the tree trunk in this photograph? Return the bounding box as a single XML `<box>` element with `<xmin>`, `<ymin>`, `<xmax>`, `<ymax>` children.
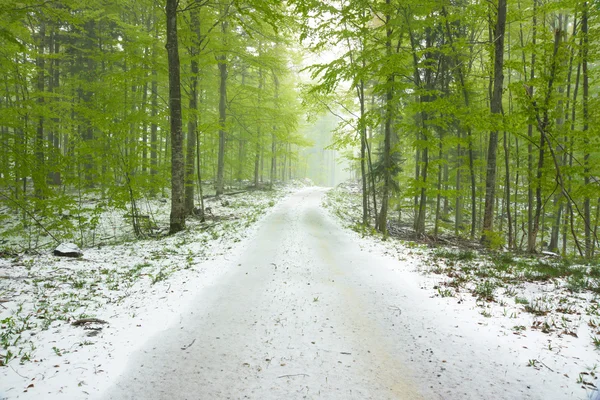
<box><xmin>503</xmin><ymin>131</ymin><xmax>513</xmax><ymax>248</ymax></box>
<box><xmin>185</xmin><ymin>6</ymin><xmax>202</xmax><ymax>214</ymax></box>
<box><xmin>150</xmin><ymin>19</ymin><xmax>159</xmax><ymax>181</ymax></box>
<box><xmin>166</xmin><ymin>0</ymin><xmax>186</xmax><ymax>234</ymax></box>
<box><xmin>216</xmin><ymin>17</ymin><xmax>229</xmax><ymax>196</ymax></box>
<box><xmin>481</xmin><ymin>0</ymin><xmax>507</xmax><ymax>244</ymax></box>
<box><xmin>34</xmin><ymin>22</ymin><xmax>46</xmax><ymax>200</ymax></box>
<box><xmin>582</xmin><ymin>2</ymin><xmax>591</xmax><ymax>258</ymax></box>
<box><xmin>359</xmin><ymin>78</ymin><xmax>368</xmax><ymax>226</ymax></box>
<box><xmin>378</xmin><ymin>0</ymin><xmax>393</xmax><ymax>237</ymax></box>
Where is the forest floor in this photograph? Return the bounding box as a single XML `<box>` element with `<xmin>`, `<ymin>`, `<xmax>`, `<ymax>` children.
<box><xmin>1</xmin><ymin>184</ymin><xmax>599</xmax><ymax>400</ymax></box>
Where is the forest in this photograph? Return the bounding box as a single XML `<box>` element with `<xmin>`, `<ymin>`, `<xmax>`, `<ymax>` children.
<box><xmin>0</xmin><ymin>0</ymin><xmax>599</xmax><ymax>259</ymax></box>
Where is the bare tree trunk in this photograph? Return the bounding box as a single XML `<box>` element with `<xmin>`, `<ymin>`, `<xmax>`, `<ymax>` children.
<box><xmin>434</xmin><ymin>132</ymin><xmax>443</xmax><ymax>237</ymax></box>
<box><xmin>185</xmin><ymin>6</ymin><xmax>202</xmax><ymax>214</ymax></box>
<box><xmin>34</xmin><ymin>22</ymin><xmax>46</xmax><ymax>200</ymax></box>
<box><xmin>359</xmin><ymin>79</ymin><xmax>368</xmax><ymax>226</ymax></box>
<box><xmin>270</xmin><ymin>74</ymin><xmax>279</xmax><ymax>188</ymax></box>
<box><xmin>481</xmin><ymin>0</ymin><xmax>506</xmax><ymax>244</ymax></box>
<box><xmin>522</xmin><ymin>0</ymin><xmax>537</xmax><ymax>252</ymax></box>
<box><xmin>503</xmin><ymin>131</ymin><xmax>513</xmax><ymax>248</ymax></box>
<box><xmin>455</xmin><ymin>132</ymin><xmax>463</xmax><ymax>234</ymax></box>
<box><xmin>150</xmin><ymin>17</ymin><xmax>159</xmax><ymax>183</ymax></box>
<box><xmin>582</xmin><ymin>2</ymin><xmax>591</xmax><ymax>258</ymax></box>
<box><xmin>216</xmin><ymin>16</ymin><xmax>229</xmax><ymax>196</ymax></box>
<box><xmin>166</xmin><ymin>0</ymin><xmax>185</xmax><ymax>234</ymax></box>
<box><xmin>367</xmin><ymin>92</ymin><xmax>378</xmax><ymax>228</ymax></box>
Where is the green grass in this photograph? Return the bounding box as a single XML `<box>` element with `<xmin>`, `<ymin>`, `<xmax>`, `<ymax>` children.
<box><xmin>474</xmin><ymin>280</ymin><xmax>496</xmax><ymax>302</ymax></box>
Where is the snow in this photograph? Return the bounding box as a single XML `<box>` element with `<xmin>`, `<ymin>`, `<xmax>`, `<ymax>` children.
<box><xmin>324</xmin><ymin>184</ymin><xmax>600</xmax><ymax>399</ymax></box>
<box><xmin>2</xmin><ymin>184</ymin><xmax>599</xmax><ymax>399</ymax></box>
<box><xmin>0</xmin><ymin>185</ymin><xmax>299</xmax><ymax>399</ymax></box>
<box><xmin>53</xmin><ymin>243</ymin><xmax>83</xmax><ymax>258</ymax></box>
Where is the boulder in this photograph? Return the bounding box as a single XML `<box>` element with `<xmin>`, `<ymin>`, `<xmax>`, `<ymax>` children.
<box><xmin>53</xmin><ymin>243</ymin><xmax>83</xmax><ymax>258</ymax></box>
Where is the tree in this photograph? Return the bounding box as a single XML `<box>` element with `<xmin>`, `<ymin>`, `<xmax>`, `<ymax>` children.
<box><xmin>166</xmin><ymin>0</ymin><xmax>186</xmax><ymax>234</ymax></box>
<box><xmin>481</xmin><ymin>0</ymin><xmax>507</xmax><ymax>245</ymax></box>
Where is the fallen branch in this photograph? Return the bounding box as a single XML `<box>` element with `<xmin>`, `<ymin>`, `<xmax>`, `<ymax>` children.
<box><xmin>538</xmin><ymin>360</ymin><xmax>555</xmax><ymax>372</ymax></box>
<box><xmin>181</xmin><ymin>338</ymin><xmax>196</xmax><ymax>350</ymax></box>
<box><xmin>71</xmin><ymin>318</ymin><xmax>108</xmax><ymax>326</ymax></box>
<box><xmin>0</xmin><ymin>275</ymin><xmax>29</xmax><ymax>280</ymax></box>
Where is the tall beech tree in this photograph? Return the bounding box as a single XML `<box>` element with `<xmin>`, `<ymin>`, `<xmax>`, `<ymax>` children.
<box><xmin>166</xmin><ymin>0</ymin><xmax>185</xmax><ymax>234</ymax></box>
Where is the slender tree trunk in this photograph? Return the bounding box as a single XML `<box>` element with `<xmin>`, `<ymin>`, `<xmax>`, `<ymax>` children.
<box><xmin>367</xmin><ymin>92</ymin><xmax>378</xmax><ymax>227</ymax></box>
<box><xmin>415</xmin><ymin>27</ymin><xmax>434</xmax><ymax>237</ymax></box>
<box><xmin>582</xmin><ymin>2</ymin><xmax>591</xmax><ymax>258</ymax></box>
<box><xmin>378</xmin><ymin>1</ymin><xmax>393</xmax><ymax>237</ymax></box>
<box><xmin>150</xmin><ymin>18</ymin><xmax>159</xmax><ymax>181</ymax></box>
<box><xmin>550</xmin><ymin>16</ymin><xmax>568</xmax><ymax>253</ymax></box>
<box><xmin>216</xmin><ymin>17</ymin><xmax>229</xmax><ymax>196</ymax></box>
<box><xmin>434</xmin><ymin>131</ymin><xmax>443</xmax><ymax>237</ymax></box>
<box><xmin>166</xmin><ymin>0</ymin><xmax>186</xmax><ymax>233</ymax></box>
<box><xmin>185</xmin><ymin>6</ymin><xmax>202</xmax><ymax>214</ymax></box>
<box><xmin>481</xmin><ymin>0</ymin><xmax>507</xmax><ymax>244</ymax></box>
<box><xmin>34</xmin><ymin>22</ymin><xmax>46</xmax><ymax>200</ymax></box>
<box><xmin>270</xmin><ymin>74</ymin><xmax>279</xmax><ymax>187</ymax></box>
<box><xmin>503</xmin><ymin>131</ymin><xmax>513</xmax><ymax>248</ymax></box>
<box><xmin>254</xmin><ymin>65</ymin><xmax>263</xmax><ymax>187</ymax></box>
<box><xmin>359</xmin><ymin>79</ymin><xmax>368</xmax><ymax>226</ymax></box>
<box><xmin>455</xmin><ymin>131</ymin><xmax>463</xmax><ymax>234</ymax></box>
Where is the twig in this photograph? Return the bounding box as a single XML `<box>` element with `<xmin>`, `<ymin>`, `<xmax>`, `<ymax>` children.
<box><xmin>538</xmin><ymin>360</ymin><xmax>554</xmax><ymax>372</ymax></box>
<box><xmin>181</xmin><ymin>339</ymin><xmax>196</xmax><ymax>350</ymax></box>
<box><xmin>277</xmin><ymin>374</ymin><xmax>309</xmax><ymax>379</ymax></box>
<box><xmin>71</xmin><ymin>318</ymin><xmax>108</xmax><ymax>326</ymax></box>
<box><xmin>10</xmin><ymin>364</ymin><xmax>30</xmax><ymax>379</ymax></box>
<box><xmin>47</xmin><ymin>267</ymin><xmax>73</xmax><ymax>274</ymax></box>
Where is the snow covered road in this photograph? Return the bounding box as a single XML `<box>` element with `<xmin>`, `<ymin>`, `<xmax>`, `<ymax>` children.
<box><xmin>100</xmin><ymin>188</ymin><xmax>583</xmax><ymax>400</ymax></box>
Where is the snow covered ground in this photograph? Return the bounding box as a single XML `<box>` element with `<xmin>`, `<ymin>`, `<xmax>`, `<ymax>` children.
<box><xmin>0</xmin><ymin>183</ymin><xmax>305</xmax><ymax>399</ymax></box>
<box><xmin>1</xmin><ymin>184</ymin><xmax>599</xmax><ymax>400</ymax></box>
<box><xmin>324</xmin><ymin>183</ymin><xmax>600</xmax><ymax>400</ymax></box>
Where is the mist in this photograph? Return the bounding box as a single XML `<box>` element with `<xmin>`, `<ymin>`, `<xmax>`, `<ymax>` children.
<box><xmin>299</xmin><ymin>114</ymin><xmax>353</xmax><ymax>187</ymax></box>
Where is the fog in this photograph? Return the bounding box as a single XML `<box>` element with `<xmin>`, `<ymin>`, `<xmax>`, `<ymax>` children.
<box><xmin>299</xmin><ymin>114</ymin><xmax>353</xmax><ymax>187</ymax></box>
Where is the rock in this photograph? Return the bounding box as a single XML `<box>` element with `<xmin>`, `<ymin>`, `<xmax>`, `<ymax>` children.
<box><xmin>53</xmin><ymin>243</ymin><xmax>83</xmax><ymax>258</ymax></box>
<box><xmin>541</xmin><ymin>251</ymin><xmax>560</xmax><ymax>258</ymax></box>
